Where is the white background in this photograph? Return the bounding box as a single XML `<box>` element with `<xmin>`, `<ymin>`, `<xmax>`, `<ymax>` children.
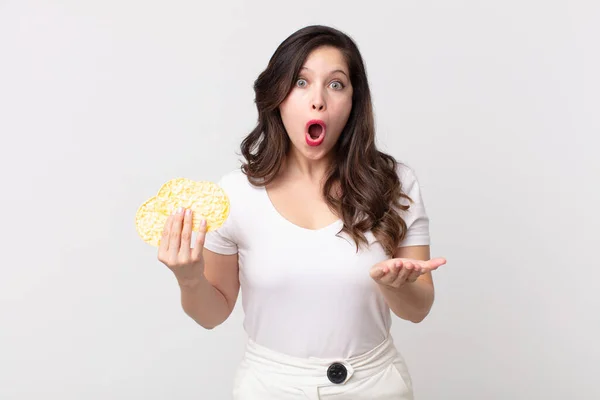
<box><xmin>1</xmin><ymin>0</ymin><xmax>598</xmax><ymax>399</ymax></box>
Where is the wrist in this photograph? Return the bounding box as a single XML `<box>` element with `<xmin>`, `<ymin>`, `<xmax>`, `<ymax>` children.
<box><xmin>176</xmin><ymin>274</ymin><xmax>207</xmax><ymax>291</ymax></box>
<box><xmin>378</xmin><ymin>280</ymin><xmax>415</xmax><ymax>294</ymax></box>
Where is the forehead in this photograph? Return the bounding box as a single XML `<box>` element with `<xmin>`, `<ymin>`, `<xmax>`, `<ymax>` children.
<box><xmin>302</xmin><ymin>45</ymin><xmax>348</xmax><ymax>74</ymax></box>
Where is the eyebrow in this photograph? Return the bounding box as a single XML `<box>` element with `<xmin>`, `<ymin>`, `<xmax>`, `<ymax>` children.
<box><xmin>300</xmin><ymin>66</ymin><xmax>349</xmax><ymax>78</ymax></box>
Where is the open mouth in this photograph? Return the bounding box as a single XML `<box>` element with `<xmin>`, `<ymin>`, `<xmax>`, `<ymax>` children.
<box><xmin>305</xmin><ymin>120</ymin><xmax>327</xmax><ymax>146</ymax></box>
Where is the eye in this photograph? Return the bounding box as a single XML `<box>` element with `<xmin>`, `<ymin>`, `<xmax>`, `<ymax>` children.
<box><xmin>296</xmin><ymin>78</ymin><xmax>307</xmax><ymax>87</ymax></box>
<box><xmin>330</xmin><ymin>81</ymin><xmax>344</xmax><ymax>90</ymax></box>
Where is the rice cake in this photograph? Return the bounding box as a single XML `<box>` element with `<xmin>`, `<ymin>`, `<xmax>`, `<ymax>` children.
<box><xmin>135</xmin><ymin>178</ymin><xmax>230</xmax><ymax>247</ymax></box>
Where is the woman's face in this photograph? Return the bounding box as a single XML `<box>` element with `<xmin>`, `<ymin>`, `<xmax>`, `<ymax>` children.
<box><xmin>279</xmin><ymin>45</ymin><xmax>353</xmax><ymax>162</ymax></box>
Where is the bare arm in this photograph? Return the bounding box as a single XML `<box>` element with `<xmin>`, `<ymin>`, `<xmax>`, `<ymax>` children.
<box><xmin>179</xmin><ymin>249</ymin><xmax>240</xmax><ymax>329</ymax></box>
<box><xmin>158</xmin><ymin>207</ymin><xmax>240</xmax><ymax>330</ymax></box>
<box><xmin>374</xmin><ymin>245</ymin><xmax>443</xmax><ymax>323</ymax></box>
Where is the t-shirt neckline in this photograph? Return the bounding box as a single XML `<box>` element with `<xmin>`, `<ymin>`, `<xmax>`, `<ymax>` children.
<box><xmin>259</xmin><ymin>185</ymin><xmax>344</xmax><ymax>235</ymax></box>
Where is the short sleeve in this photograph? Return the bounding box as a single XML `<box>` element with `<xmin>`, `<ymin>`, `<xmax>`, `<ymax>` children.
<box><xmin>396</xmin><ymin>164</ymin><xmax>431</xmax><ymax>247</ymax></box>
<box><xmin>203</xmin><ymin>173</ymin><xmax>239</xmax><ymax>255</ymax></box>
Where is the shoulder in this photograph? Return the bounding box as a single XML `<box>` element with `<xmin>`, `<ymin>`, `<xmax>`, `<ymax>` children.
<box><xmin>207</xmin><ymin>167</ymin><xmax>264</xmax><ymax>248</ymax></box>
<box><xmin>393</xmin><ymin>162</ymin><xmax>431</xmax><ymax>245</ymax></box>
<box><xmin>216</xmin><ymin>166</ymin><xmax>246</xmax><ymax>187</ymax></box>
<box><xmin>214</xmin><ymin>166</ymin><xmax>263</xmax><ymax>214</ymax></box>
<box><xmin>394</xmin><ymin>161</ymin><xmax>416</xmax><ymax>180</ymax></box>
<box><xmin>395</xmin><ymin>161</ymin><xmax>420</xmax><ymax>191</ymax></box>
<box><xmin>215</xmin><ymin>167</ymin><xmax>254</xmax><ymax>197</ymax></box>
<box><xmin>392</xmin><ymin>161</ymin><xmax>428</xmax><ymax>210</ymax></box>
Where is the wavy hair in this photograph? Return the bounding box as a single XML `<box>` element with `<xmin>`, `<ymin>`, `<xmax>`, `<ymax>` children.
<box><xmin>240</xmin><ymin>25</ymin><xmax>412</xmax><ymax>256</ymax></box>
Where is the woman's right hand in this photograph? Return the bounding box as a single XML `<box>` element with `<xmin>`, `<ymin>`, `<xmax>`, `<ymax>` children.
<box><xmin>157</xmin><ymin>207</ymin><xmax>208</xmax><ymax>287</ymax></box>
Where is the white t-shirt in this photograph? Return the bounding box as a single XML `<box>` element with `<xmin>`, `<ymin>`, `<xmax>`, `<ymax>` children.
<box><xmin>203</xmin><ymin>163</ymin><xmax>430</xmax><ymax>359</ymax></box>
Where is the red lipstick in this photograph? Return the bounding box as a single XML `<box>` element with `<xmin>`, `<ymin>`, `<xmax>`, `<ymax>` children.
<box><xmin>305</xmin><ymin>119</ymin><xmax>326</xmax><ymax>146</ymax></box>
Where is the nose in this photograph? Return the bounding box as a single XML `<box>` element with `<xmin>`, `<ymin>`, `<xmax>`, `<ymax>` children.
<box><xmin>312</xmin><ymin>101</ymin><xmax>325</xmax><ymax>111</ymax></box>
<box><xmin>311</xmin><ymin>90</ymin><xmax>326</xmax><ymax>112</ymax></box>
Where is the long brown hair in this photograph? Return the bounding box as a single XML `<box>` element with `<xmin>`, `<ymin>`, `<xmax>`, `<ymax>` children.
<box><xmin>240</xmin><ymin>25</ymin><xmax>412</xmax><ymax>256</ymax></box>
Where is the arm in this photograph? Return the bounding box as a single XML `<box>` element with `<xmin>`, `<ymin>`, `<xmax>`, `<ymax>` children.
<box><xmin>158</xmin><ymin>207</ymin><xmax>241</xmax><ymax>330</ymax></box>
<box><xmin>179</xmin><ymin>249</ymin><xmax>240</xmax><ymax>329</ymax></box>
<box><xmin>377</xmin><ymin>245</ymin><xmax>436</xmax><ymax>323</ymax></box>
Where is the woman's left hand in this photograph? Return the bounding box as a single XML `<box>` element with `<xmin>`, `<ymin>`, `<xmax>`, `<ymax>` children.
<box><xmin>370</xmin><ymin>257</ymin><xmax>447</xmax><ymax>289</ymax></box>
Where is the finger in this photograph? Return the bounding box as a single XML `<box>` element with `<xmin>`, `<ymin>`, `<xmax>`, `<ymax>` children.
<box><xmin>406</xmin><ymin>266</ymin><xmax>422</xmax><ymax>283</ymax></box>
<box><xmin>370</xmin><ymin>259</ymin><xmax>391</xmax><ymax>280</ymax></box>
<box><xmin>378</xmin><ymin>263</ymin><xmax>391</xmax><ymax>277</ymax></box>
<box><xmin>370</xmin><ymin>265</ymin><xmax>385</xmax><ymax>280</ymax></box>
<box><xmin>168</xmin><ymin>207</ymin><xmax>184</xmax><ymax>259</ymax></box>
<box><xmin>392</xmin><ymin>261</ymin><xmax>413</xmax><ymax>286</ymax></box>
<box><xmin>381</xmin><ymin>260</ymin><xmax>401</xmax><ymax>285</ymax></box>
<box><xmin>426</xmin><ymin>257</ymin><xmax>447</xmax><ymax>270</ymax></box>
<box><xmin>179</xmin><ymin>208</ymin><xmax>193</xmax><ymax>253</ymax></box>
<box><xmin>158</xmin><ymin>215</ymin><xmax>174</xmax><ymax>256</ymax></box>
<box><xmin>191</xmin><ymin>219</ymin><xmax>207</xmax><ymax>261</ymax></box>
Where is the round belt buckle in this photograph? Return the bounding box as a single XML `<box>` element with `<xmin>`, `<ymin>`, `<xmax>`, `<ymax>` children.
<box><xmin>327</xmin><ymin>362</ymin><xmax>347</xmax><ymax>384</ymax></box>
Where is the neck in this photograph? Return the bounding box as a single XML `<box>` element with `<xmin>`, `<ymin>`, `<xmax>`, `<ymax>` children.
<box><xmin>283</xmin><ymin>148</ymin><xmax>334</xmax><ymax>183</ymax></box>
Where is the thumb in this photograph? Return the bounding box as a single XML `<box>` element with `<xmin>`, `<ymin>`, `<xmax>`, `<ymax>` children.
<box><xmin>370</xmin><ymin>265</ymin><xmax>386</xmax><ymax>280</ymax></box>
<box><xmin>427</xmin><ymin>257</ymin><xmax>447</xmax><ymax>269</ymax></box>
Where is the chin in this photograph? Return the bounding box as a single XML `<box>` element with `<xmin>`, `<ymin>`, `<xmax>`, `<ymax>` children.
<box><xmin>303</xmin><ymin>151</ymin><xmax>328</xmax><ymax>160</ymax></box>
<box><xmin>303</xmin><ymin>145</ymin><xmax>336</xmax><ymax>161</ymax></box>
<box><xmin>289</xmin><ymin>134</ymin><xmax>337</xmax><ymax>162</ymax></box>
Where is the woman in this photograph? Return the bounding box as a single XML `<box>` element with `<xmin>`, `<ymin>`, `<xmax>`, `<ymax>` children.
<box><xmin>158</xmin><ymin>25</ymin><xmax>446</xmax><ymax>399</ymax></box>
